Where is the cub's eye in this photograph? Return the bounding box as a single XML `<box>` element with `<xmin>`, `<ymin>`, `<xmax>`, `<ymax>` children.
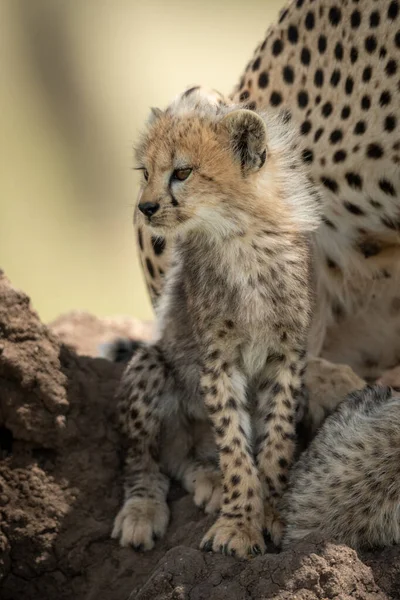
<box><xmin>143</xmin><ymin>169</ymin><xmax>149</xmax><ymax>182</ymax></box>
<box><xmin>172</xmin><ymin>168</ymin><xmax>192</xmax><ymax>182</ymax></box>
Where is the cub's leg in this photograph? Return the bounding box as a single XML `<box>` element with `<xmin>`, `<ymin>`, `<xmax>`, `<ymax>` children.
<box><xmin>112</xmin><ymin>344</ymin><xmax>172</xmax><ymax>551</ymax></box>
<box><xmin>178</xmin><ymin>459</ymin><xmax>222</xmax><ymax>515</ymax></box>
<box><xmin>161</xmin><ymin>416</ymin><xmax>222</xmax><ymax>515</ymax></box>
<box><xmin>199</xmin><ymin>346</ymin><xmax>265</xmax><ymax>558</ymax></box>
<box><xmin>255</xmin><ymin>347</ymin><xmax>308</xmax><ymax>546</ymax></box>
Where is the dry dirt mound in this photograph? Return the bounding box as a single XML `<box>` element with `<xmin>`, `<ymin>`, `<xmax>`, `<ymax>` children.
<box><xmin>0</xmin><ymin>270</ymin><xmax>399</xmax><ymax>600</ymax></box>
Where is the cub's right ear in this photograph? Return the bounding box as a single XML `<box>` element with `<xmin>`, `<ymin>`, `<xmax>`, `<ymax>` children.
<box><xmin>147</xmin><ymin>107</ymin><xmax>164</xmax><ymax>125</ymax></box>
<box><xmin>220</xmin><ymin>109</ymin><xmax>268</xmax><ymax>174</ymax></box>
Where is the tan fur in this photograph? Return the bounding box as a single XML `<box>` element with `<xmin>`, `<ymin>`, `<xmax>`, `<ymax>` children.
<box><xmin>135</xmin><ymin>0</ymin><xmax>400</xmax><ymax>380</ymax></box>
<box><xmin>112</xmin><ymin>89</ymin><xmax>320</xmax><ymax>557</ymax></box>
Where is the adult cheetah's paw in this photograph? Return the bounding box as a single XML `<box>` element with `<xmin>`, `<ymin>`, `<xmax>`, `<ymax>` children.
<box><xmin>263</xmin><ymin>502</ymin><xmax>283</xmax><ymax>547</ymax></box>
<box><xmin>200</xmin><ymin>515</ymin><xmax>265</xmax><ymax>558</ymax></box>
<box><xmin>111</xmin><ymin>497</ymin><xmax>169</xmax><ymax>551</ymax></box>
<box><xmin>192</xmin><ymin>469</ymin><xmax>222</xmax><ymax>514</ymax></box>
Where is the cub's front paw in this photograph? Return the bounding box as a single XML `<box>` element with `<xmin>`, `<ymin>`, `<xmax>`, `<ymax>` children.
<box><xmin>111</xmin><ymin>497</ymin><xmax>169</xmax><ymax>551</ymax></box>
<box><xmin>192</xmin><ymin>469</ymin><xmax>222</xmax><ymax>514</ymax></box>
<box><xmin>263</xmin><ymin>501</ymin><xmax>283</xmax><ymax>547</ymax></box>
<box><xmin>200</xmin><ymin>515</ymin><xmax>265</xmax><ymax>558</ymax></box>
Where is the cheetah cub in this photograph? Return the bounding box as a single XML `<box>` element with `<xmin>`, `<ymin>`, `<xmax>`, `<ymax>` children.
<box><xmin>112</xmin><ymin>88</ymin><xmax>320</xmax><ymax>558</ymax></box>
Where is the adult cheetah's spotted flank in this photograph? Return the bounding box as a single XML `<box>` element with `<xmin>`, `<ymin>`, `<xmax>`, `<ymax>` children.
<box><xmin>136</xmin><ymin>0</ymin><xmax>400</xmax><ymax>383</ymax></box>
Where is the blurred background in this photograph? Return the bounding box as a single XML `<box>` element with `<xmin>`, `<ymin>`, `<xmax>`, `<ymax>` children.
<box><xmin>0</xmin><ymin>0</ymin><xmax>284</xmax><ymax>323</ymax></box>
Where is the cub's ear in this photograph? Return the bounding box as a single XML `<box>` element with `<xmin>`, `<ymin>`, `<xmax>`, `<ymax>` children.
<box><xmin>147</xmin><ymin>107</ymin><xmax>164</xmax><ymax>125</ymax></box>
<box><xmin>220</xmin><ymin>109</ymin><xmax>268</xmax><ymax>173</ymax></box>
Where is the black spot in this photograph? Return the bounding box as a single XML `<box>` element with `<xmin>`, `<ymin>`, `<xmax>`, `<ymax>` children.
<box><xmin>330</xmin><ymin>70</ymin><xmax>341</xmax><ymax>86</ymax></box>
<box><xmin>333</xmin><ymin>150</ymin><xmax>347</xmax><ymax>163</ymax></box>
<box><xmin>322</xmin><ymin>102</ymin><xmax>333</xmax><ymax>117</ymax></box>
<box><xmin>239</xmin><ymin>90</ymin><xmax>250</xmax><ymax>101</ymax></box>
<box><xmin>321</xmin><ymin>177</ymin><xmax>339</xmax><ymax>193</ymax></box>
<box><xmin>361</xmin><ymin>95</ymin><xmax>371</xmax><ymax>110</ymax></box>
<box><xmin>315</xmin><ymin>95</ymin><xmax>321</xmax><ymax>104</ymax></box>
<box><xmin>305</xmin><ymin>11</ymin><xmax>315</xmax><ymax>30</ymax></box>
<box><xmin>314</xmin><ymin>127</ymin><xmax>324</xmax><ymax>142</ymax></box>
<box><xmin>252</xmin><ymin>57</ymin><xmax>261</xmax><ymax>71</ymax></box>
<box><xmin>365</xmin><ymin>35</ymin><xmax>377</xmax><ymax>53</ymax></box>
<box><xmin>329</xmin><ymin>6</ymin><xmax>342</xmax><ymax>26</ymax></box>
<box><xmin>362</xmin><ymin>66</ymin><xmax>372</xmax><ymax>82</ymax></box>
<box><xmin>344</xmin><ymin>201</ymin><xmax>365</xmax><ymax>216</ymax></box>
<box><xmin>231</xmin><ymin>474</ymin><xmax>241</xmax><ymax>486</ymax></box>
<box><xmin>369</xmin><ymin>199</ymin><xmax>382</xmax><ymax>209</ymax></box>
<box><xmin>380</xmin><ymin>91</ymin><xmax>391</xmax><ymax>106</ymax></box>
<box><xmin>288</xmin><ymin>25</ymin><xmax>299</xmax><ymax>44</ymax></box>
<box><xmin>370</xmin><ymin>11</ymin><xmax>380</xmax><ymax>27</ymax></box>
<box><xmin>334</xmin><ymin>41</ymin><xmax>344</xmax><ymax>60</ymax></box>
<box><xmin>258</xmin><ymin>71</ymin><xmax>269</xmax><ymax>89</ymax></box>
<box><xmin>384</xmin><ymin>115</ymin><xmax>397</xmax><ymax>132</ymax></box>
<box><xmin>302</xmin><ymin>149</ymin><xmax>314</xmax><ymax>163</ymax></box>
<box><xmin>227</xmin><ymin>397</ymin><xmax>237</xmax><ymax>409</ymax></box>
<box><xmin>366</xmin><ymin>143</ymin><xmax>384</xmax><ymax>159</ymax></box>
<box><xmin>318</xmin><ymin>34</ymin><xmax>327</xmax><ymax>53</ymax></box>
<box><xmin>296</xmin><ymin>0</ymin><xmax>304</xmax><ymax>6</ymax></box>
<box><xmin>350</xmin><ymin>47</ymin><xmax>358</xmax><ymax>63</ymax></box>
<box><xmin>354</xmin><ymin>121</ymin><xmax>366</xmax><ymax>135</ymax></box>
<box><xmin>246</xmin><ymin>101</ymin><xmax>257</xmax><ymax>111</ymax></box>
<box><xmin>388</xmin><ymin>1</ymin><xmax>399</xmax><ymax>20</ymax></box>
<box><xmin>151</xmin><ymin>236</ymin><xmax>166</xmax><ymax>256</ymax></box>
<box><xmin>301</xmin><ymin>47</ymin><xmax>311</xmax><ymax>65</ymax></box>
<box><xmin>138</xmin><ymin>228</ymin><xmax>143</xmax><ymax>250</ymax></box>
<box><xmin>395</xmin><ymin>31</ymin><xmax>400</xmax><ymax>48</ymax></box>
<box><xmin>330</xmin><ymin>129</ymin><xmax>343</xmax><ymax>144</ymax></box>
<box><xmin>272</xmin><ymin>39</ymin><xmax>284</xmax><ymax>56</ymax></box>
<box><xmin>379</xmin><ymin>179</ymin><xmax>396</xmax><ymax>196</ymax></box>
<box><xmin>385</xmin><ymin>59</ymin><xmax>397</xmax><ymax>76</ymax></box>
<box><xmin>146</xmin><ymin>258</ymin><xmax>155</xmax><ymax>279</ymax></box>
<box><xmin>358</xmin><ymin>240</ymin><xmax>381</xmax><ymax>258</ymax></box>
<box><xmin>341</xmin><ymin>105</ymin><xmax>350</xmax><ymax>119</ymax></box>
<box><xmin>283</xmin><ymin>65</ymin><xmax>294</xmax><ymax>84</ymax></box>
<box><xmin>345</xmin><ymin>76</ymin><xmax>354</xmax><ymax>95</ymax></box>
<box><xmin>297</xmin><ymin>90</ymin><xmax>309</xmax><ymax>108</ymax></box>
<box><xmin>314</xmin><ymin>69</ymin><xmax>324</xmax><ymax>87</ymax></box>
<box><xmin>346</xmin><ymin>172</ymin><xmax>363</xmax><ymax>189</ymax></box>
<box><xmin>351</xmin><ymin>9</ymin><xmax>361</xmax><ymax>27</ymax></box>
<box><xmin>270</xmin><ymin>91</ymin><xmax>282</xmax><ymax>106</ymax></box>
<box><xmin>300</xmin><ymin>120</ymin><xmax>312</xmax><ymax>135</ymax></box>
<box><xmin>272</xmin><ymin>382</ymin><xmax>283</xmax><ymax>395</ymax></box>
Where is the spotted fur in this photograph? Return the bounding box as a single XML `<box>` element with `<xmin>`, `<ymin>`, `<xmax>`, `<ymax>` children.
<box><xmin>111</xmin><ymin>89</ymin><xmax>320</xmax><ymax>557</ymax></box>
<box><xmin>282</xmin><ymin>385</ymin><xmax>400</xmax><ymax>549</ymax></box>
<box><xmin>136</xmin><ymin>0</ymin><xmax>400</xmax><ymax>381</ymax></box>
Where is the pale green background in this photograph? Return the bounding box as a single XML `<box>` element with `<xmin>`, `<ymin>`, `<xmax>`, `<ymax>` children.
<box><xmin>0</xmin><ymin>0</ymin><xmax>284</xmax><ymax>322</ymax></box>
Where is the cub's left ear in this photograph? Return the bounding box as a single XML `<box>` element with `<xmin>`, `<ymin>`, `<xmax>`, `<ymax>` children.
<box><xmin>220</xmin><ymin>109</ymin><xmax>268</xmax><ymax>173</ymax></box>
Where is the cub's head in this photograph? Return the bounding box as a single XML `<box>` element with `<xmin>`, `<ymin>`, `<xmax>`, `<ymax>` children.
<box><xmin>134</xmin><ymin>87</ymin><xmax>270</xmax><ymax>237</ymax></box>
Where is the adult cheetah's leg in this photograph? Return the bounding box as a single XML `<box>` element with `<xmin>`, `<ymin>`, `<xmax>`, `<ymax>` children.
<box><xmin>112</xmin><ymin>344</ymin><xmax>171</xmax><ymax>551</ymax></box>
<box><xmin>255</xmin><ymin>348</ymin><xmax>307</xmax><ymax>546</ymax></box>
<box><xmin>199</xmin><ymin>352</ymin><xmax>265</xmax><ymax>558</ymax></box>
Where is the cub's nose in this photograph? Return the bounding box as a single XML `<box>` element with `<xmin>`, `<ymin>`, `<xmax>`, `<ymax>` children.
<box><xmin>138</xmin><ymin>202</ymin><xmax>160</xmax><ymax>218</ymax></box>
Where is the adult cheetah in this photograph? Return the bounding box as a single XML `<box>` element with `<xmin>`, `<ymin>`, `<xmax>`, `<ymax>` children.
<box><xmin>136</xmin><ymin>0</ymin><xmax>400</xmax><ymax>381</ymax></box>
